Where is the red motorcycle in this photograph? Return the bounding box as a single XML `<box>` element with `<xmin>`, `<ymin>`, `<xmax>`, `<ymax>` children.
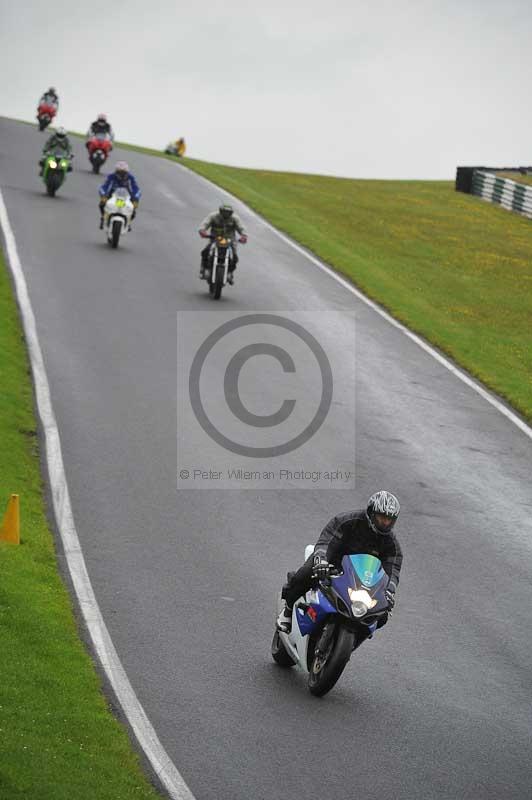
<box><xmin>86</xmin><ymin>133</ymin><xmax>113</xmax><ymax>174</ymax></box>
<box><xmin>37</xmin><ymin>102</ymin><xmax>58</xmax><ymax>131</ymax></box>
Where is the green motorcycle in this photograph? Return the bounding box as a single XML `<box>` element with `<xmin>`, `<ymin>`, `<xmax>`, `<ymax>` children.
<box><xmin>42</xmin><ymin>153</ymin><xmax>71</xmax><ymax>197</ymax></box>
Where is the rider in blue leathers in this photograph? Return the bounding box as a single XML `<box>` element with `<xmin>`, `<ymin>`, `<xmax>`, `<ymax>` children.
<box><xmin>98</xmin><ymin>161</ymin><xmax>141</xmax><ymax>228</ymax></box>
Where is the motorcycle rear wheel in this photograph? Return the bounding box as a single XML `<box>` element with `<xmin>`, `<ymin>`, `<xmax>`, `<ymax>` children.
<box><xmin>308</xmin><ymin>625</ymin><xmax>354</xmax><ymax>697</ymax></box>
<box><xmin>271</xmin><ymin>630</ymin><xmax>295</xmax><ymax>668</ymax></box>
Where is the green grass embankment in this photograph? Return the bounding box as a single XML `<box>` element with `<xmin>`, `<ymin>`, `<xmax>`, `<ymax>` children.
<box><xmin>143</xmin><ymin>152</ymin><xmax>531</xmax><ymax>423</ymax></box>
<box><xmin>496</xmin><ymin>172</ymin><xmax>532</xmax><ymax>186</ymax></box>
<box><xmin>0</xmin><ymin>248</ymin><xmax>164</xmax><ymax>799</ymax></box>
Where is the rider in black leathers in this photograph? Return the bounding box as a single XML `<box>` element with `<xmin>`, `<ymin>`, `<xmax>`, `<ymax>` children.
<box><xmin>277</xmin><ymin>491</ymin><xmax>403</xmax><ymax>633</ymax></box>
<box><xmin>86</xmin><ymin>113</ymin><xmax>114</xmax><ymax>148</ymax></box>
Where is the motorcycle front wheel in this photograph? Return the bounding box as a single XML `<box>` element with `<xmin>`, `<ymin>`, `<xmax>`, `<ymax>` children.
<box><xmin>308</xmin><ymin>625</ymin><xmax>354</xmax><ymax>697</ymax></box>
<box><xmin>212</xmin><ymin>264</ymin><xmax>224</xmax><ymax>300</ymax></box>
<box><xmin>110</xmin><ymin>219</ymin><xmax>122</xmax><ymax>249</ymax></box>
<box><xmin>46</xmin><ymin>172</ymin><xmax>62</xmax><ymax>197</ymax></box>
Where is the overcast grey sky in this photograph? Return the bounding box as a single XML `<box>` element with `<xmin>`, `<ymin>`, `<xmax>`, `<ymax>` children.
<box><xmin>1</xmin><ymin>0</ymin><xmax>531</xmax><ymax>178</ymax></box>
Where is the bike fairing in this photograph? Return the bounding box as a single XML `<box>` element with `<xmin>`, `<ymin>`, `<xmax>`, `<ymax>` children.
<box><xmin>295</xmin><ymin>553</ymin><xmax>388</xmax><ymax>639</ymax></box>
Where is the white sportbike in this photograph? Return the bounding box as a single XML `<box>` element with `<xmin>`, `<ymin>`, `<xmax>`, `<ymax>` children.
<box><xmin>104</xmin><ymin>188</ymin><xmax>134</xmax><ymax>248</ymax></box>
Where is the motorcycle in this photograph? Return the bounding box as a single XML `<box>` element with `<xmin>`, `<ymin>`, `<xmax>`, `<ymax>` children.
<box><xmin>202</xmin><ymin>234</ymin><xmax>244</xmax><ymax>300</ymax></box>
<box><xmin>37</xmin><ymin>102</ymin><xmax>57</xmax><ymax>132</ymax></box>
<box><xmin>87</xmin><ymin>133</ymin><xmax>113</xmax><ymax>174</ymax></box>
<box><xmin>42</xmin><ymin>153</ymin><xmax>71</xmax><ymax>197</ymax></box>
<box><xmin>103</xmin><ymin>188</ymin><xmax>134</xmax><ymax>248</ymax></box>
<box><xmin>272</xmin><ymin>547</ymin><xmax>391</xmax><ymax>696</ymax></box>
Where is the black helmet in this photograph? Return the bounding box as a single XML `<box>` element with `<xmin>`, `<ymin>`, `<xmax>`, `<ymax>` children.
<box><xmin>366</xmin><ymin>490</ymin><xmax>400</xmax><ymax>535</ymax></box>
<box><xmin>49</xmin><ymin>87</ymin><xmax>57</xmax><ymax>94</ymax></box>
<box><xmin>219</xmin><ymin>204</ymin><xmax>233</xmax><ymax>220</ymax></box>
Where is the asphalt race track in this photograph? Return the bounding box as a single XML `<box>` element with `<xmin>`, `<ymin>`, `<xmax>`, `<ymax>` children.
<box><xmin>1</xmin><ymin>117</ymin><xmax>531</xmax><ymax>800</ymax></box>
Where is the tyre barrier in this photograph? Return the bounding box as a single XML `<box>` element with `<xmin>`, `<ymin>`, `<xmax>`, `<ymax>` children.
<box><xmin>455</xmin><ymin>166</ymin><xmax>532</xmax><ymax>220</ymax></box>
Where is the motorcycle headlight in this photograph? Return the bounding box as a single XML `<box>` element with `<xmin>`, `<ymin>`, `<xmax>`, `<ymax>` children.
<box><xmin>116</xmin><ymin>200</ymin><xmax>125</xmax><ymax>207</ymax></box>
<box><xmin>49</xmin><ymin>160</ymin><xmax>57</xmax><ymax>168</ymax></box>
<box><xmin>351</xmin><ymin>601</ymin><xmax>368</xmax><ymax>618</ymax></box>
<box><xmin>348</xmin><ymin>588</ymin><xmax>377</xmax><ymax>618</ymax></box>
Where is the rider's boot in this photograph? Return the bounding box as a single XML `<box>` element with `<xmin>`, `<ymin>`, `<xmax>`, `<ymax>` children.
<box><xmin>200</xmin><ymin>253</ymin><xmax>210</xmax><ymax>279</ymax></box>
<box><xmin>276</xmin><ymin>602</ymin><xmax>292</xmax><ymax>633</ymax></box>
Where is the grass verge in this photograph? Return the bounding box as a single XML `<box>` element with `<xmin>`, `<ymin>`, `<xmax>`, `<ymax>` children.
<box><xmin>126</xmin><ymin>147</ymin><xmax>532</xmax><ymax>423</ymax></box>
<box><xmin>496</xmin><ymin>171</ymin><xmax>532</xmax><ymax>186</ymax></box>
<box><xmin>0</xmin><ymin>247</ymin><xmax>164</xmax><ymax>799</ymax></box>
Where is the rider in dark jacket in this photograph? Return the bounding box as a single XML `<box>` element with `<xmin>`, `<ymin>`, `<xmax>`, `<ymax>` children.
<box><xmin>198</xmin><ymin>204</ymin><xmax>248</xmax><ymax>284</ymax></box>
<box><xmin>277</xmin><ymin>491</ymin><xmax>403</xmax><ymax>633</ymax></box>
<box><xmin>39</xmin><ymin>127</ymin><xmax>73</xmax><ymax>174</ymax></box>
<box><xmin>86</xmin><ymin>113</ymin><xmax>114</xmax><ymax>148</ymax></box>
<box><xmin>38</xmin><ymin>87</ymin><xmax>59</xmax><ymax>108</ymax></box>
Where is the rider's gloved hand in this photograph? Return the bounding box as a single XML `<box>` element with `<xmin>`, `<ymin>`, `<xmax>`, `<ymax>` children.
<box><xmin>239</xmin><ymin>235</ymin><xmax>248</xmax><ymax>244</ymax></box>
<box><xmin>312</xmin><ymin>554</ymin><xmax>331</xmax><ymax>580</ymax></box>
<box><xmin>385</xmin><ymin>581</ymin><xmax>396</xmax><ymax>609</ymax></box>
<box><xmin>199</xmin><ymin>229</ymin><xmax>210</xmax><ymax>238</ymax></box>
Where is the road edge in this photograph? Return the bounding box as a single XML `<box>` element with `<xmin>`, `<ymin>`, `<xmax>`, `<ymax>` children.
<box><xmin>179</xmin><ymin>162</ymin><xmax>532</xmax><ymax>442</ymax></box>
<box><xmin>0</xmin><ymin>188</ymin><xmax>196</xmax><ymax>800</ymax></box>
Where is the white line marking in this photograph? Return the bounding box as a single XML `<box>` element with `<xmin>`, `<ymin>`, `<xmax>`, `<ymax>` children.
<box><xmin>0</xmin><ymin>189</ymin><xmax>196</xmax><ymax>800</ymax></box>
<box><xmin>182</xmin><ymin>165</ymin><xmax>532</xmax><ymax>442</ymax></box>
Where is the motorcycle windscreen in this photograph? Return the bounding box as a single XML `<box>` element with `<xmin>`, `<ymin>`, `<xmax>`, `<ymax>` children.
<box><xmin>346</xmin><ymin>554</ymin><xmax>385</xmax><ymax>588</ymax></box>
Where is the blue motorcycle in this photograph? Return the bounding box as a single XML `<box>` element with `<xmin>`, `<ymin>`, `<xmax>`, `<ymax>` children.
<box><xmin>272</xmin><ymin>548</ymin><xmax>390</xmax><ymax>696</ymax></box>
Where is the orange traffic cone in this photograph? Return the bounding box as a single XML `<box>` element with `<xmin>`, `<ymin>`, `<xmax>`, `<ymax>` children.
<box><xmin>0</xmin><ymin>494</ymin><xmax>20</xmax><ymax>544</ymax></box>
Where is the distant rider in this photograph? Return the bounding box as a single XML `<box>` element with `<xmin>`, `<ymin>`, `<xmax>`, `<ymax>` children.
<box><xmin>175</xmin><ymin>137</ymin><xmax>186</xmax><ymax>157</ymax></box>
<box><xmin>86</xmin><ymin>113</ymin><xmax>115</xmax><ymax>149</ymax></box>
<box><xmin>38</xmin><ymin>86</ymin><xmax>59</xmax><ymax>111</ymax></box>
<box><xmin>198</xmin><ymin>204</ymin><xmax>247</xmax><ymax>284</ymax></box>
<box><xmin>276</xmin><ymin>491</ymin><xmax>403</xmax><ymax>634</ymax></box>
<box><xmin>39</xmin><ymin>127</ymin><xmax>73</xmax><ymax>174</ymax></box>
<box><xmin>98</xmin><ymin>161</ymin><xmax>141</xmax><ymax>229</ymax></box>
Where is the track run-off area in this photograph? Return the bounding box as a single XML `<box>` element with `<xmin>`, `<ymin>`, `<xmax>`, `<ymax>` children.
<box><xmin>1</xmin><ymin>117</ymin><xmax>531</xmax><ymax>800</ymax></box>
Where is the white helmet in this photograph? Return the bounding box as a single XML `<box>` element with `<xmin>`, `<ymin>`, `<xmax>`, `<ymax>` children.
<box><xmin>56</xmin><ymin>127</ymin><xmax>67</xmax><ymax>138</ymax></box>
